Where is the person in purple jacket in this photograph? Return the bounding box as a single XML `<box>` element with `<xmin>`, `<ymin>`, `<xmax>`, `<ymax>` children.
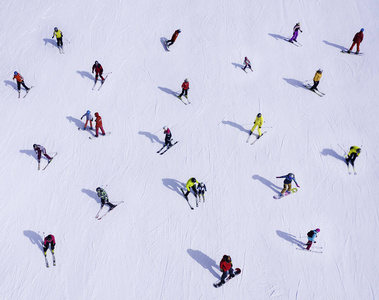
<box><xmin>43</xmin><ymin>234</ymin><xmax>56</xmax><ymax>256</ymax></box>
<box><xmin>276</xmin><ymin>173</ymin><xmax>299</xmax><ymax>197</ymax></box>
<box><xmin>289</xmin><ymin>22</ymin><xmax>302</xmax><ymax>43</ymax></box>
<box><xmin>306</xmin><ymin>229</ymin><xmax>320</xmax><ymax>250</ymax></box>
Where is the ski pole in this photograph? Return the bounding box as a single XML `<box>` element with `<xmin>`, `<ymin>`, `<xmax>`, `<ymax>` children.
<box><xmin>64</xmin><ymin>37</ymin><xmax>70</xmax><ymax>44</ymax></box>
<box><xmin>103</xmin><ymin>72</ymin><xmax>113</xmax><ymax>75</ymax></box>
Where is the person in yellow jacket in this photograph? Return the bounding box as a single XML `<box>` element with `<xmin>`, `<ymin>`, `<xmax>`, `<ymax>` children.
<box><xmin>310</xmin><ymin>69</ymin><xmax>322</xmax><ymax>91</ymax></box>
<box><xmin>184</xmin><ymin>177</ymin><xmax>199</xmax><ymax>198</ymax></box>
<box><xmin>249</xmin><ymin>113</ymin><xmax>264</xmax><ymax>138</ymax></box>
<box><xmin>345</xmin><ymin>146</ymin><xmax>361</xmax><ymax>168</ymax></box>
<box><xmin>52</xmin><ymin>27</ymin><xmax>63</xmax><ymax>51</ymax></box>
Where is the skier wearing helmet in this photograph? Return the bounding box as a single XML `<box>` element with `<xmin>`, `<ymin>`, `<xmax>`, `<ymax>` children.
<box><xmin>33</xmin><ymin>144</ymin><xmax>53</xmax><ymax>169</ymax></box>
<box><xmin>13</xmin><ymin>71</ymin><xmax>30</xmax><ymax>94</ymax></box>
<box><xmin>163</xmin><ymin>126</ymin><xmax>173</xmax><ymax>148</ymax></box>
<box><xmin>92</xmin><ymin>61</ymin><xmax>105</xmax><ymax>83</ymax></box>
<box><xmin>80</xmin><ymin>110</ymin><xmax>93</xmax><ymax>130</ymax></box>
<box><xmin>306</xmin><ymin>228</ymin><xmax>320</xmax><ymax>250</ymax></box>
<box><xmin>52</xmin><ymin>27</ymin><xmax>63</xmax><ymax>51</ymax></box>
<box><xmin>276</xmin><ymin>173</ymin><xmax>300</xmax><ymax>197</ymax></box>
<box><xmin>345</xmin><ymin>146</ymin><xmax>361</xmax><ymax>168</ymax></box>
<box><xmin>310</xmin><ymin>69</ymin><xmax>323</xmax><ymax>91</ymax></box>
<box><xmin>178</xmin><ymin>78</ymin><xmax>189</xmax><ymax>100</ymax></box>
<box><xmin>242</xmin><ymin>56</ymin><xmax>252</xmax><ymax>72</ymax></box>
<box><xmin>43</xmin><ymin>234</ymin><xmax>56</xmax><ymax>256</ymax></box>
<box><xmin>94</xmin><ymin>112</ymin><xmax>106</xmax><ymax>137</ymax></box>
<box><xmin>348</xmin><ymin>28</ymin><xmax>364</xmax><ymax>54</ymax></box>
<box><xmin>166</xmin><ymin>29</ymin><xmax>181</xmax><ymax>48</ymax></box>
<box><xmin>289</xmin><ymin>22</ymin><xmax>302</xmax><ymax>43</ymax></box>
<box><xmin>96</xmin><ymin>187</ymin><xmax>116</xmax><ymax>210</ymax></box>
<box><xmin>249</xmin><ymin>113</ymin><xmax>264</xmax><ymax>138</ymax></box>
<box><xmin>184</xmin><ymin>177</ymin><xmax>199</xmax><ymax>198</ymax></box>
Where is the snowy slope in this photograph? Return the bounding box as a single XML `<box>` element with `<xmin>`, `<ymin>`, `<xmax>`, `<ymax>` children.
<box><xmin>1</xmin><ymin>0</ymin><xmax>379</xmax><ymax>299</ymax></box>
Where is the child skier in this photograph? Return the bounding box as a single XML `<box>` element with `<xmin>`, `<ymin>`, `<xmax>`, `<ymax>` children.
<box><xmin>96</xmin><ymin>187</ymin><xmax>116</xmax><ymax>210</ymax></box>
<box><xmin>178</xmin><ymin>78</ymin><xmax>189</xmax><ymax>100</ymax></box>
<box><xmin>80</xmin><ymin>110</ymin><xmax>93</xmax><ymax>130</ymax></box>
<box><xmin>163</xmin><ymin>126</ymin><xmax>173</xmax><ymax>149</ymax></box>
<box><xmin>219</xmin><ymin>255</ymin><xmax>235</xmax><ymax>284</ymax></box>
<box><xmin>345</xmin><ymin>146</ymin><xmax>361</xmax><ymax>167</ymax></box>
<box><xmin>348</xmin><ymin>28</ymin><xmax>364</xmax><ymax>54</ymax></box>
<box><xmin>310</xmin><ymin>69</ymin><xmax>323</xmax><ymax>91</ymax></box>
<box><xmin>92</xmin><ymin>61</ymin><xmax>105</xmax><ymax>83</ymax></box>
<box><xmin>276</xmin><ymin>173</ymin><xmax>300</xmax><ymax>196</ymax></box>
<box><xmin>306</xmin><ymin>228</ymin><xmax>320</xmax><ymax>250</ymax></box>
<box><xmin>43</xmin><ymin>234</ymin><xmax>56</xmax><ymax>256</ymax></box>
<box><xmin>166</xmin><ymin>29</ymin><xmax>181</xmax><ymax>48</ymax></box>
<box><xmin>289</xmin><ymin>22</ymin><xmax>302</xmax><ymax>43</ymax></box>
<box><xmin>196</xmin><ymin>182</ymin><xmax>207</xmax><ymax>202</ymax></box>
<box><xmin>13</xmin><ymin>71</ymin><xmax>30</xmax><ymax>94</ymax></box>
<box><xmin>249</xmin><ymin>113</ymin><xmax>264</xmax><ymax>138</ymax></box>
<box><xmin>52</xmin><ymin>27</ymin><xmax>63</xmax><ymax>51</ymax></box>
<box><xmin>33</xmin><ymin>144</ymin><xmax>53</xmax><ymax>164</ymax></box>
<box><xmin>184</xmin><ymin>177</ymin><xmax>199</xmax><ymax>199</ymax></box>
<box><xmin>94</xmin><ymin>112</ymin><xmax>106</xmax><ymax>137</ymax></box>
<box><xmin>242</xmin><ymin>57</ymin><xmax>252</xmax><ymax>72</ymax></box>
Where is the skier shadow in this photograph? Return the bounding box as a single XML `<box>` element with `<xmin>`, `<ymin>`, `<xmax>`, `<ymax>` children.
<box><xmin>321</xmin><ymin>148</ymin><xmax>346</xmax><ymax>163</ymax></box>
<box><xmin>20</xmin><ymin>149</ymin><xmax>37</xmax><ymax>159</ymax></box>
<box><xmin>187</xmin><ymin>249</ymin><xmax>220</xmax><ymax>279</ymax></box>
<box><xmin>158</xmin><ymin>86</ymin><xmax>177</xmax><ymax>98</ymax></box>
<box><xmin>160</xmin><ymin>37</ymin><xmax>169</xmax><ymax>51</ymax></box>
<box><xmin>268</xmin><ymin>33</ymin><xmax>287</xmax><ymax>40</ymax></box>
<box><xmin>77</xmin><ymin>71</ymin><xmax>95</xmax><ymax>81</ymax></box>
<box><xmin>252</xmin><ymin>175</ymin><xmax>281</xmax><ymax>193</ymax></box>
<box><xmin>82</xmin><ymin>188</ymin><xmax>101</xmax><ymax>204</ymax></box>
<box><xmin>4</xmin><ymin>80</ymin><xmax>17</xmax><ymax>90</ymax></box>
<box><xmin>323</xmin><ymin>40</ymin><xmax>346</xmax><ymax>51</ymax></box>
<box><xmin>276</xmin><ymin>230</ymin><xmax>303</xmax><ymax>247</ymax></box>
<box><xmin>162</xmin><ymin>178</ymin><xmax>184</xmax><ymax>197</ymax></box>
<box><xmin>138</xmin><ymin>131</ymin><xmax>162</xmax><ymax>144</ymax></box>
<box><xmin>283</xmin><ymin>78</ymin><xmax>304</xmax><ymax>88</ymax></box>
<box><xmin>66</xmin><ymin>116</ymin><xmax>84</xmax><ymax>130</ymax></box>
<box><xmin>23</xmin><ymin>230</ymin><xmax>44</xmax><ymax>251</ymax></box>
<box><xmin>222</xmin><ymin>120</ymin><xmax>249</xmax><ymax>134</ymax></box>
<box><xmin>43</xmin><ymin>38</ymin><xmax>57</xmax><ymax>48</ymax></box>
<box><xmin>231</xmin><ymin>63</ymin><xmax>244</xmax><ymax>69</ymax></box>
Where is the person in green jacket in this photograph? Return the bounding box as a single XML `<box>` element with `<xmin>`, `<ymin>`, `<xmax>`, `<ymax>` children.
<box><xmin>184</xmin><ymin>177</ymin><xmax>199</xmax><ymax>198</ymax></box>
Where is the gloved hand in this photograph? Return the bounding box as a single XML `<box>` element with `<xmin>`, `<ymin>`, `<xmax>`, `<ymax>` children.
<box><xmin>52</xmin><ymin>36</ymin><xmax>54</xmax><ymax>38</ymax></box>
<box><xmin>296</xmin><ymin>185</ymin><xmax>300</xmax><ymax>188</ymax></box>
<box><xmin>276</xmin><ymin>177</ymin><xmax>279</xmax><ymax>178</ymax></box>
<box><xmin>92</xmin><ymin>70</ymin><xmax>94</xmax><ymax>74</ymax></box>
<box><xmin>38</xmin><ymin>160</ymin><xmax>41</xmax><ymax>163</ymax></box>
<box><xmin>80</xmin><ymin>117</ymin><xmax>83</xmax><ymax>120</ymax></box>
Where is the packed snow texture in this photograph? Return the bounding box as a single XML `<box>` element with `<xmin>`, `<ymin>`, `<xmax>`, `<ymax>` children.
<box><xmin>1</xmin><ymin>0</ymin><xmax>379</xmax><ymax>299</ymax></box>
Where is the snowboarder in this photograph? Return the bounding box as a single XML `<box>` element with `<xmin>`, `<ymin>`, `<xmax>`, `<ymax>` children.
<box><xmin>184</xmin><ymin>177</ymin><xmax>199</xmax><ymax>198</ymax></box>
<box><xmin>13</xmin><ymin>71</ymin><xmax>30</xmax><ymax>93</ymax></box>
<box><xmin>276</xmin><ymin>173</ymin><xmax>300</xmax><ymax>196</ymax></box>
<box><xmin>348</xmin><ymin>28</ymin><xmax>364</xmax><ymax>54</ymax></box>
<box><xmin>289</xmin><ymin>22</ymin><xmax>302</xmax><ymax>43</ymax></box>
<box><xmin>306</xmin><ymin>228</ymin><xmax>320</xmax><ymax>250</ymax></box>
<box><xmin>310</xmin><ymin>69</ymin><xmax>323</xmax><ymax>91</ymax></box>
<box><xmin>81</xmin><ymin>110</ymin><xmax>93</xmax><ymax>130</ymax></box>
<box><xmin>249</xmin><ymin>113</ymin><xmax>264</xmax><ymax>138</ymax></box>
<box><xmin>52</xmin><ymin>27</ymin><xmax>63</xmax><ymax>50</ymax></box>
<box><xmin>92</xmin><ymin>61</ymin><xmax>105</xmax><ymax>83</ymax></box>
<box><xmin>242</xmin><ymin>56</ymin><xmax>252</xmax><ymax>71</ymax></box>
<box><xmin>43</xmin><ymin>234</ymin><xmax>56</xmax><ymax>256</ymax></box>
<box><xmin>196</xmin><ymin>182</ymin><xmax>207</xmax><ymax>202</ymax></box>
<box><xmin>219</xmin><ymin>255</ymin><xmax>235</xmax><ymax>284</ymax></box>
<box><xmin>94</xmin><ymin>112</ymin><xmax>106</xmax><ymax>137</ymax></box>
<box><xmin>163</xmin><ymin>126</ymin><xmax>173</xmax><ymax>148</ymax></box>
<box><xmin>178</xmin><ymin>78</ymin><xmax>189</xmax><ymax>100</ymax></box>
<box><xmin>96</xmin><ymin>187</ymin><xmax>116</xmax><ymax>210</ymax></box>
<box><xmin>33</xmin><ymin>144</ymin><xmax>53</xmax><ymax>163</ymax></box>
<box><xmin>166</xmin><ymin>29</ymin><xmax>181</xmax><ymax>48</ymax></box>
<box><xmin>345</xmin><ymin>146</ymin><xmax>361</xmax><ymax>167</ymax></box>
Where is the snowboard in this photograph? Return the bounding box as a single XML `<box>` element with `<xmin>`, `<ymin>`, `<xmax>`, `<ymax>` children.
<box><xmin>341</xmin><ymin>50</ymin><xmax>363</xmax><ymax>56</ymax></box>
<box><xmin>89</xmin><ymin>132</ymin><xmax>111</xmax><ymax>139</ymax></box>
<box><xmin>273</xmin><ymin>187</ymin><xmax>298</xmax><ymax>199</ymax></box>
<box><xmin>213</xmin><ymin>268</ymin><xmax>242</xmax><ymax>288</ymax></box>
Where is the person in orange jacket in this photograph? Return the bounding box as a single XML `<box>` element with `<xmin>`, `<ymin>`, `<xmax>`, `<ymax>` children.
<box><xmin>13</xmin><ymin>71</ymin><xmax>30</xmax><ymax>93</ymax></box>
<box><xmin>219</xmin><ymin>255</ymin><xmax>235</xmax><ymax>284</ymax></box>
<box><xmin>166</xmin><ymin>29</ymin><xmax>181</xmax><ymax>48</ymax></box>
<box><xmin>178</xmin><ymin>78</ymin><xmax>189</xmax><ymax>99</ymax></box>
<box><xmin>94</xmin><ymin>112</ymin><xmax>106</xmax><ymax>137</ymax></box>
<box><xmin>348</xmin><ymin>28</ymin><xmax>364</xmax><ymax>54</ymax></box>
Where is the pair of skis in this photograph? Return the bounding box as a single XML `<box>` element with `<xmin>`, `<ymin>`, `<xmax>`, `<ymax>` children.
<box><xmin>246</xmin><ymin>131</ymin><xmax>267</xmax><ymax>145</ymax></box>
<box><xmin>92</xmin><ymin>75</ymin><xmax>108</xmax><ymax>90</ymax></box>
<box><xmin>58</xmin><ymin>46</ymin><xmax>64</xmax><ymax>54</ymax></box>
<box><xmin>304</xmin><ymin>84</ymin><xmax>325</xmax><ymax>97</ymax></box>
<box><xmin>157</xmin><ymin>141</ymin><xmax>178</xmax><ymax>155</ymax></box>
<box><xmin>95</xmin><ymin>201</ymin><xmax>124</xmax><ymax>220</ymax></box>
<box><xmin>38</xmin><ymin>153</ymin><xmax>57</xmax><ymax>170</ymax></box>
<box><xmin>296</xmin><ymin>242</ymin><xmax>323</xmax><ymax>254</ymax></box>
<box><xmin>176</xmin><ymin>95</ymin><xmax>190</xmax><ymax>105</ymax></box>
<box><xmin>18</xmin><ymin>86</ymin><xmax>34</xmax><ymax>98</ymax></box>
<box><xmin>44</xmin><ymin>252</ymin><xmax>56</xmax><ymax>267</ymax></box>
<box><xmin>284</xmin><ymin>38</ymin><xmax>302</xmax><ymax>47</ymax></box>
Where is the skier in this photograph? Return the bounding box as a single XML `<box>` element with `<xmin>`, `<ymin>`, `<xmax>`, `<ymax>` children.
<box><xmin>33</xmin><ymin>144</ymin><xmax>53</xmax><ymax>164</ymax></box>
<box><xmin>96</xmin><ymin>187</ymin><xmax>116</xmax><ymax>210</ymax></box>
<box><xmin>92</xmin><ymin>61</ymin><xmax>105</xmax><ymax>83</ymax></box>
<box><xmin>306</xmin><ymin>228</ymin><xmax>320</xmax><ymax>250</ymax></box>
<box><xmin>196</xmin><ymin>182</ymin><xmax>207</xmax><ymax>202</ymax></box>
<box><xmin>80</xmin><ymin>110</ymin><xmax>93</xmax><ymax>130</ymax></box>
<box><xmin>242</xmin><ymin>57</ymin><xmax>252</xmax><ymax>72</ymax></box>
<box><xmin>163</xmin><ymin>126</ymin><xmax>173</xmax><ymax>148</ymax></box>
<box><xmin>178</xmin><ymin>78</ymin><xmax>189</xmax><ymax>100</ymax></box>
<box><xmin>289</xmin><ymin>22</ymin><xmax>302</xmax><ymax>43</ymax></box>
<box><xmin>345</xmin><ymin>146</ymin><xmax>361</xmax><ymax>167</ymax></box>
<box><xmin>219</xmin><ymin>255</ymin><xmax>235</xmax><ymax>284</ymax></box>
<box><xmin>184</xmin><ymin>177</ymin><xmax>199</xmax><ymax>198</ymax></box>
<box><xmin>249</xmin><ymin>113</ymin><xmax>264</xmax><ymax>138</ymax></box>
<box><xmin>13</xmin><ymin>71</ymin><xmax>30</xmax><ymax>93</ymax></box>
<box><xmin>43</xmin><ymin>234</ymin><xmax>56</xmax><ymax>256</ymax></box>
<box><xmin>276</xmin><ymin>173</ymin><xmax>300</xmax><ymax>197</ymax></box>
<box><xmin>94</xmin><ymin>112</ymin><xmax>106</xmax><ymax>137</ymax></box>
<box><xmin>310</xmin><ymin>69</ymin><xmax>323</xmax><ymax>91</ymax></box>
<box><xmin>52</xmin><ymin>27</ymin><xmax>63</xmax><ymax>50</ymax></box>
<box><xmin>348</xmin><ymin>28</ymin><xmax>364</xmax><ymax>54</ymax></box>
<box><xmin>166</xmin><ymin>29</ymin><xmax>181</xmax><ymax>48</ymax></box>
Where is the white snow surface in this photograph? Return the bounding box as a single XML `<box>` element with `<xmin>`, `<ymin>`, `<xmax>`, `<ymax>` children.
<box><xmin>1</xmin><ymin>0</ymin><xmax>379</xmax><ymax>299</ymax></box>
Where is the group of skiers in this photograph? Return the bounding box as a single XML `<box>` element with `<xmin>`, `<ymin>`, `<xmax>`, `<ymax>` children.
<box><xmin>80</xmin><ymin>110</ymin><xmax>106</xmax><ymax>137</ymax></box>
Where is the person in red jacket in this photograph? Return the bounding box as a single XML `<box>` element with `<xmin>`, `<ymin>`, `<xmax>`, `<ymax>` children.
<box><xmin>13</xmin><ymin>71</ymin><xmax>30</xmax><ymax>93</ymax></box>
<box><xmin>166</xmin><ymin>29</ymin><xmax>181</xmax><ymax>48</ymax></box>
<box><xmin>178</xmin><ymin>78</ymin><xmax>189</xmax><ymax>100</ymax></box>
<box><xmin>219</xmin><ymin>255</ymin><xmax>235</xmax><ymax>284</ymax></box>
<box><xmin>92</xmin><ymin>61</ymin><xmax>105</xmax><ymax>83</ymax></box>
<box><xmin>348</xmin><ymin>28</ymin><xmax>364</xmax><ymax>54</ymax></box>
<box><xmin>94</xmin><ymin>112</ymin><xmax>106</xmax><ymax>137</ymax></box>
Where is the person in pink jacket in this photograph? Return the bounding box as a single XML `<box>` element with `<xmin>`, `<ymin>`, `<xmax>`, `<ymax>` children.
<box><xmin>43</xmin><ymin>234</ymin><xmax>56</xmax><ymax>256</ymax></box>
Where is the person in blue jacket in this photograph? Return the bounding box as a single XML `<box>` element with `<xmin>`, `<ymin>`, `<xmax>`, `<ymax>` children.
<box><xmin>276</xmin><ymin>173</ymin><xmax>299</xmax><ymax>197</ymax></box>
<box><xmin>306</xmin><ymin>228</ymin><xmax>320</xmax><ymax>250</ymax></box>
